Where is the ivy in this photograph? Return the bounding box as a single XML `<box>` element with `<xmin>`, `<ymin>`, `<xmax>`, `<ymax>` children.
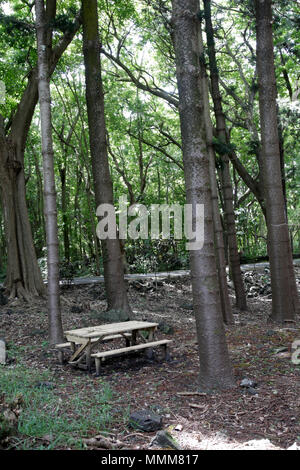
<box><xmin>247</xmin><ymin>139</ymin><xmax>260</xmax><ymax>157</ymax></box>
<box><xmin>49</xmin><ymin>12</ymin><xmax>78</xmax><ymax>33</ymax></box>
<box><xmin>0</xmin><ymin>14</ymin><xmax>34</xmax><ymax>34</ymax></box>
<box><xmin>212</xmin><ymin>137</ymin><xmax>236</xmax><ymax>156</ymax></box>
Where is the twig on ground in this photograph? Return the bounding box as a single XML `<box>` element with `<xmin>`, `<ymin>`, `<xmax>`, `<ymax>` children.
<box><xmin>82</xmin><ymin>434</ymin><xmax>124</xmax><ymax>449</ymax></box>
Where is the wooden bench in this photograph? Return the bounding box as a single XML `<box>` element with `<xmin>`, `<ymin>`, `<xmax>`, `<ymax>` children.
<box><xmin>92</xmin><ymin>339</ymin><xmax>171</xmax><ymax>375</ymax></box>
<box><xmin>55</xmin><ymin>333</ymin><xmax>132</xmax><ymax>364</ymax></box>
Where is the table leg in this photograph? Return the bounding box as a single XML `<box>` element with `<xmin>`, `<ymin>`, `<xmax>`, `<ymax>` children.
<box><xmin>147</xmin><ymin>326</ymin><xmax>157</xmax><ymax>358</ymax></box>
<box><xmin>86</xmin><ymin>341</ymin><xmax>92</xmax><ymax>371</ymax></box>
<box><xmin>69</xmin><ymin>340</ymin><xmax>89</xmax><ymax>363</ymax></box>
<box><xmin>162</xmin><ymin>343</ymin><xmax>168</xmax><ymax>360</ymax></box>
<box><xmin>58</xmin><ymin>350</ymin><xmax>64</xmax><ymax>364</ymax></box>
<box><xmin>95</xmin><ymin>357</ymin><xmax>101</xmax><ymax>376</ymax></box>
<box><xmin>148</xmin><ymin>327</ymin><xmax>155</xmax><ymax>341</ymax></box>
<box><xmin>132</xmin><ymin>330</ymin><xmax>137</xmax><ymax>345</ymax></box>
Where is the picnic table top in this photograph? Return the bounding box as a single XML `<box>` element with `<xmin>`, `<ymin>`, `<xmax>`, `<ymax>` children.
<box><xmin>64</xmin><ymin>320</ymin><xmax>158</xmax><ymax>340</ymax></box>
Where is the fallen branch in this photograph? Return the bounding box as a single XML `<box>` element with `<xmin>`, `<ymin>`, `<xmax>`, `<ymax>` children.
<box><xmin>189</xmin><ymin>403</ymin><xmax>207</xmax><ymax>410</ymax></box>
<box><xmin>82</xmin><ymin>434</ymin><xmax>124</xmax><ymax>449</ymax></box>
<box><xmin>189</xmin><ymin>404</ymin><xmax>210</xmax><ymax>415</ymax></box>
<box><xmin>122</xmin><ymin>432</ymin><xmax>151</xmax><ymax>440</ymax></box>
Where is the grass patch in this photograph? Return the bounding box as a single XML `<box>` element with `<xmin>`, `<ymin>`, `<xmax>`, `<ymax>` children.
<box><xmin>0</xmin><ymin>359</ymin><xmax>115</xmax><ymax>449</ymax></box>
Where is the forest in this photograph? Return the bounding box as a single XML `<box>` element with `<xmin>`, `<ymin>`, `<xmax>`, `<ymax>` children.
<box><xmin>0</xmin><ymin>0</ymin><xmax>299</xmax><ymax>452</ymax></box>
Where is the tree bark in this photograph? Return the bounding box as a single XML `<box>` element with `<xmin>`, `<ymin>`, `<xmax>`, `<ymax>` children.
<box><xmin>36</xmin><ymin>0</ymin><xmax>64</xmax><ymax>343</ymax></box>
<box><xmin>171</xmin><ymin>0</ymin><xmax>234</xmax><ymax>391</ymax></box>
<box><xmin>31</xmin><ymin>145</ymin><xmax>46</xmax><ymax>253</ymax></box>
<box><xmin>59</xmin><ymin>167</ymin><xmax>70</xmax><ymax>262</ymax></box>
<box><xmin>198</xmin><ymin>22</ymin><xmax>233</xmax><ymax>324</ymax></box>
<box><xmin>255</xmin><ymin>0</ymin><xmax>299</xmax><ymax>322</ymax></box>
<box><xmin>82</xmin><ymin>0</ymin><xmax>131</xmax><ymax>315</ymax></box>
<box><xmin>204</xmin><ymin>0</ymin><xmax>247</xmax><ymax>311</ymax></box>
<box><xmin>0</xmin><ymin>117</ymin><xmax>45</xmax><ymax>300</ymax></box>
<box><xmin>0</xmin><ymin>3</ymin><xmax>81</xmax><ymax>299</ymax></box>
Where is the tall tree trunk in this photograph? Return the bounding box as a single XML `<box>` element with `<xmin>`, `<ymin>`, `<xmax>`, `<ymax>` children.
<box><xmin>0</xmin><ymin>3</ymin><xmax>81</xmax><ymax>299</ymax></box>
<box><xmin>0</xmin><ymin>117</ymin><xmax>45</xmax><ymax>300</ymax></box>
<box><xmin>198</xmin><ymin>22</ymin><xmax>233</xmax><ymax>324</ymax></box>
<box><xmin>0</xmin><ymin>210</ymin><xmax>5</xmax><ymax>269</ymax></box>
<box><xmin>82</xmin><ymin>0</ymin><xmax>131</xmax><ymax>315</ymax></box>
<box><xmin>85</xmin><ymin>186</ymin><xmax>101</xmax><ymax>275</ymax></box>
<box><xmin>204</xmin><ymin>0</ymin><xmax>247</xmax><ymax>311</ymax></box>
<box><xmin>31</xmin><ymin>146</ymin><xmax>46</xmax><ymax>252</ymax></box>
<box><xmin>255</xmin><ymin>0</ymin><xmax>299</xmax><ymax>322</ymax></box>
<box><xmin>59</xmin><ymin>167</ymin><xmax>70</xmax><ymax>262</ymax></box>
<box><xmin>36</xmin><ymin>0</ymin><xmax>63</xmax><ymax>343</ymax></box>
<box><xmin>171</xmin><ymin>0</ymin><xmax>234</xmax><ymax>391</ymax></box>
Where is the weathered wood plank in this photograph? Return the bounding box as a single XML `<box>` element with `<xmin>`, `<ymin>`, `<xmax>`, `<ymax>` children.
<box><xmin>64</xmin><ymin>321</ymin><xmax>158</xmax><ymax>339</ymax></box>
<box><xmin>56</xmin><ymin>333</ymin><xmax>132</xmax><ymax>349</ymax></box>
<box><xmin>69</xmin><ymin>339</ymin><xmax>90</xmax><ymax>363</ymax></box>
<box><xmin>92</xmin><ymin>339</ymin><xmax>171</xmax><ymax>359</ymax></box>
<box><xmin>93</xmin><ymin>340</ymin><xmax>171</xmax><ymax>375</ymax></box>
<box><xmin>56</xmin><ymin>342</ymin><xmax>72</xmax><ymax>348</ymax></box>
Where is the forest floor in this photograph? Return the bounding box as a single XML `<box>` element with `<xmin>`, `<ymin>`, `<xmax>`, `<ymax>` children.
<box><xmin>0</xmin><ymin>267</ymin><xmax>299</xmax><ymax>450</ymax></box>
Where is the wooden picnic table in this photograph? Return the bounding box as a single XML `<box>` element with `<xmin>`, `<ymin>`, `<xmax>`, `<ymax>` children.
<box><xmin>63</xmin><ymin>320</ymin><xmax>163</xmax><ymax>371</ymax></box>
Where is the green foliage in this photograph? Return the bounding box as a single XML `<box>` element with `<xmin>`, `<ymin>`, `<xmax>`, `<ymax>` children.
<box><xmin>0</xmin><ymin>0</ymin><xmax>299</xmax><ymax>273</ymax></box>
<box><xmin>212</xmin><ymin>137</ymin><xmax>236</xmax><ymax>156</ymax></box>
<box><xmin>247</xmin><ymin>139</ymin><xmax>260</xmax><ymax>157</ymax></box>
<box><xmin>125</xmin><ymin>239</ymin><xmax>189</xmax><ymax>273</ymax></box>
<box><xmin>0</xmin><ymin>13</ymin><xmax>34</xmax><ymax>34</ymax></box>
<box><xmin>49</xmin><ymin>12</ymin><xmax>78</xmax><ymax>33</ymax></box>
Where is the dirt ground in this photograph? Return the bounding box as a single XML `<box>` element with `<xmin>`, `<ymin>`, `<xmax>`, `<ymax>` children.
<box><xmin>0</xmin><ymin>271</ymin><xmax>299</xmax><ymax>450</ymax></box>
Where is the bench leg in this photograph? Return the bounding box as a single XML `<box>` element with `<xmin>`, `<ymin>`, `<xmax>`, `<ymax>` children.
<box><xmin>148</xmin><ymin>328</ymin><xmax>155</xmax><ymax>341</ymax></box>
<box><xmin>86</xmin><ymin>343</ymin><xmax>92</xmax><ymax>372</ymax></box>
<box><xmin>132</xmin><ymin>331</ymin><xmax>137</xmax><ymax>345</ymax></box>
<box><xmin>58</xmin><ymin>350</ymin><xmax>64</xmax><ymax>365</ymax></box>
<box><xmin>95</xmin><ymin>358</ymin><xmax>101</xmax><ymax>376</ymax></box>
<box><xmin>162</xmin><ymin>344</ymin><xmax>170</xmax><ymax>361</ymax></box>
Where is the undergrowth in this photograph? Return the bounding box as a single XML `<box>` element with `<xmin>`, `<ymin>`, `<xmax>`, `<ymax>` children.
<box><xmin>0</xmin><ymin>353</ymin><xmax>115</xmax><ymax>449</ymax></box>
